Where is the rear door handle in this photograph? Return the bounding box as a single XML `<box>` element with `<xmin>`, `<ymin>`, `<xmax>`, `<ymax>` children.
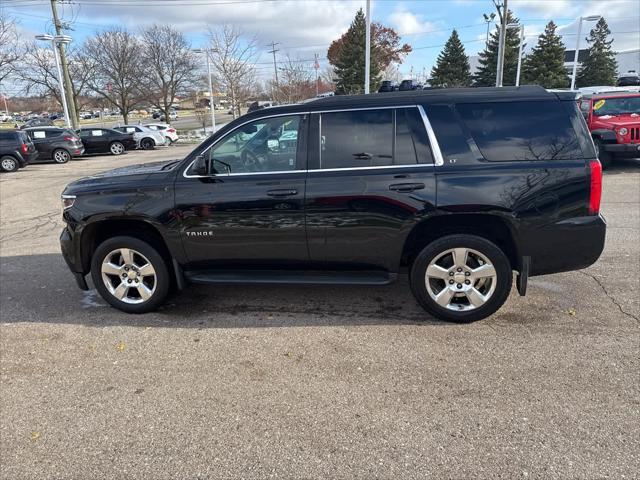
<box><xmin>267</xmin><ymin>188</ymin><xmax>298</xmax><ymax>197</ymax></box>
<box><xmin>389</xmin><ymin>182</ymin><xmax>425</xmax><ymax>193</ymax></box>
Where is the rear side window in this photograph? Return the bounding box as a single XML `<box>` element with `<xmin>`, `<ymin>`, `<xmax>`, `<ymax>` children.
<box><xmin>425</xmin><ymin>104</ymin><xmax>477</xmax><ymax>164</ymax></box>
<box><xmin>318</xmin><ymin>107</ymin><xmax>433</xmax><ymax>169</ymax></box>
<box><xmin>457</xmin><ymin>101</ymin><xmax>590</xmax><ymax>161</ymax></box>
<box><xmin>320</xmin><ymin>110</ymin><xmax>393</xmax><ymax>168</ymax></box>
<box><xmin>0</xmin><ymin>131</ymin><xmax>15</xmax><ymax>141</ymax></box>
<box><xmin>45</xmin><ymin>130</ymin><xmax>62</xmax><ymax>138</ymax></box>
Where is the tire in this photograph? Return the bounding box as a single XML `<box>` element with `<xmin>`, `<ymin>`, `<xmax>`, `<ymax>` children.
<box><xmin>52</xmin><ymin>148</ymin><xmax>71</xmax><ymax>164</ymax></box>
<box><xmin>91</xmin><ymin>236</ymin><xmax>170</xmax><ymax>314</ymax></box>
<box><xmin>410</xmin><ymin>234</ymin><xmax>513</xmax><ymax>323</ymax></box>
<box><xmin>594</xmin><ymin>139</ymin><xmax>612</xmax><ymax>169</ymax></box>
<box><xmin>140</xmin><ymin>137</ymin><xmax>154</xmax><ymax>150</ymax></box>
<box><xmin>0</xmin><ymin>155</ymin><xmax>19</xmax><ymax>172</ymax></box>
<box><xmin>109</xmin><ymin>141</ymin><xmax>125</xmax><ymax>155</ymax></box>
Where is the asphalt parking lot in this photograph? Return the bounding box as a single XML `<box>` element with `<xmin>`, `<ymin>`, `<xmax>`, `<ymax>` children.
<box><xmin>1</xmin><ymin>147</ymin><xmax>638</xmax><ymax>479</ymax></box>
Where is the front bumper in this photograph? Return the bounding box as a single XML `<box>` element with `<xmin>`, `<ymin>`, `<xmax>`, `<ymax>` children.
<box><xmin>602</xmin><ymin>143</ymin><xmax>640</xmax><ymax>156</ymax></box>
<box><xmin>60</xmin><ymin>227</ymin><xmax>89</xmax><ymax>290</ymax></box>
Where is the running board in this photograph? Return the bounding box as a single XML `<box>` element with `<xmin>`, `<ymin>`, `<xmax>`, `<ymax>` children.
<box><xmin>184</xmin><ymin>269</ymin><xmax>397</xmax><ymax>286</ymax></box>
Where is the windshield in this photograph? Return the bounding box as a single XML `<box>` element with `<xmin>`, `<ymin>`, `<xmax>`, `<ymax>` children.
<box><xmin>592</xmin><ymin>97</ymin><xmax>640</xmax><ymax>116</ymax></box>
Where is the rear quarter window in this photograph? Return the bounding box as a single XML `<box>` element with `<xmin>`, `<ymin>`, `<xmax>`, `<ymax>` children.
<box><xmin>457</xmin><ymin>101</ymin><xmax>592</xmax><ymax>161</ymax></box>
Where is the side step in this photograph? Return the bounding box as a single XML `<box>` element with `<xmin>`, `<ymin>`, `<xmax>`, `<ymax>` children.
<box><xmin>184</xmin><ymin>269</ymin><xmax>397</xmax><ymax>286</ymax></box>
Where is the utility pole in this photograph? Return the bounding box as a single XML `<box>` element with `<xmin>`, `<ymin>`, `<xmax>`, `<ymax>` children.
<box><xmin>494</xmin><ymin>0</ymin><xmax>508</xmax><ymax>87</ymax></box>
<box><xmin>364</xmin><ymin>0</ymin><xmax>371</xmax><ymax>94</ymax></box>
<box><xmin>50</xmin><ymin>0</ymin><xmax>77</xmax><ymax>128</ymax></box>
<box><xmin>314</xmin><ymin>53</ymin><xmax>320</xmax><ymax>97</ymax></box>
<box><xmin>267</xmin><ymin>41</ymin><xmax>280</xmax><ymax>102</ymax></box>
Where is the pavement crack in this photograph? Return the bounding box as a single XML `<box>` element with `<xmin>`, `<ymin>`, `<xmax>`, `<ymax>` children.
<box><xmin>579</xmin><ymin>271</ymin><xmax>639</xmax><ymax>322</ymax></box>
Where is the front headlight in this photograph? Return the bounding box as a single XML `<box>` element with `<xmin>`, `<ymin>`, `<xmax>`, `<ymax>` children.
<box><xmin>61</xmin><ymin>194</ymin><xmax>76</xmax><ymax>210</ymax></box>
<box><xmin>618</xmin><ymin>127</ymin><xmax>628</xmax><ymax>135</ymax></box>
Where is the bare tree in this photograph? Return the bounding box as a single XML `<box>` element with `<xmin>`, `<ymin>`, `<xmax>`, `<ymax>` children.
<box><xmin>140</xmin><ymin>24</ymin><xmax>198</xmax><ymax>122</ymax></box>
<box><xmin>207</xmin><ymin>25</ymin><xmax>258</xmax><ymax>119</ymax></box>
<box><xmin>273</xmin><ymin>55</ymin><xmax>314</xmax><ymax>104</ymax></box>
<box><xmin>84</xmin><ymin>28</ymin><xmax>142</xmax><ymax>124</ymax></box>
<box><xmin>17</xmin><ymin>42</ymin><xmax>97</xmax><ymax>119</ymax></box>
<box><xmin>0</xmin><ymin>12</ymin><xmax>20</xmax><ymax>86</ymax></box>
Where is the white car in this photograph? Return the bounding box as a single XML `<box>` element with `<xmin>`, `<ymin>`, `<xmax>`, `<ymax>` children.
<box><xmin>113</xmin><ymin>125</ymin><xmax>165</xmax><ymax>150</ymax></box>
<box><xmin>145</xmin><ymin>123</ymin><xmax>179</xmax><ymax>144</ymax></box>
<box><xmin>1</xmin><ymin>113</ymin><xmax>14</xmax><ymax>122</ymax></box>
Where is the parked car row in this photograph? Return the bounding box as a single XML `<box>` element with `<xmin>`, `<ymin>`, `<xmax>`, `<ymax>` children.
<box><xmin>0</xmin><ymin>123</ymin><xmax>177</xmax><ymax>172</ymax></box>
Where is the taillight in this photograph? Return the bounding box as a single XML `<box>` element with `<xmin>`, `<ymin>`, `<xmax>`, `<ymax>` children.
<box><xmin>588</xmin><ymin>160</ymin><xmax>602</xmax><ymax>215</ymax></box>
<box><xmin>167</xmin><ymin>128</ymin><xmax>175</xmax><ymax>133</ymax></box>
<box><xmin>63</xmin><ymin>136</ymin><xmax>75</xmax><ymax>141</ymax></box>
<box><xmin>21</xmin><ymin>143</ymin><xmax>28</xmax><ymax>154</ymax></box>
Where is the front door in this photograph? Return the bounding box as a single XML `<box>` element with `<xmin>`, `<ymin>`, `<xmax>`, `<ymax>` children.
<box><xmin>174</xmin><ymin>114</ymin><xmax>309</xmax><ymax>270</ymax></box>
<box><xmin>304</xmin><ymin>107</ymin><xmax>437</xmax><ymax>273</ymax></box>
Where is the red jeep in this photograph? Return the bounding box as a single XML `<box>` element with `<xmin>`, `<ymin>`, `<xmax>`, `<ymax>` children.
<box><xmin>580</xmin><ymin>92</ymin><xmax>640</xmax><ymax>168</ymax></box>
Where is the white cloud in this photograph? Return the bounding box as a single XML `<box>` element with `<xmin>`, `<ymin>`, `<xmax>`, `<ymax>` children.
<box><xmin>389</xmin><ymin>6</ymin><xmax>438</xmax><ymax>36</ymax></box>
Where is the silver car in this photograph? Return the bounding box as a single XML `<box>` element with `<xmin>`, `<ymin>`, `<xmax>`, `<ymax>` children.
<box><xmin>113</xmin><ymin>125</ymin><xmax>165</xmax><ymax>150</ymax></box>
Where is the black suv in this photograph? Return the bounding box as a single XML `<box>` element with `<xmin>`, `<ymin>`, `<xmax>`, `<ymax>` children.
<box><xmin>0</xmin><ymin>130</ymin><xmax>38</xmax><ymax>172</ymax></box>
<box><xmin>60</xmin><ymin>86</ymin><xmax>606</xmax><ymax>322</ymax></box>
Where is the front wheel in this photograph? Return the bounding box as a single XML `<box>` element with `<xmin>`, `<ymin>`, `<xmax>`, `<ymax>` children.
<box><xmin>0</xmin><ymin>155</ymin><xmax>19</xmax><ymax>172</ymax></box>
<box><xmin>410</xmin><ymin>234</ymin><xmax>513</xmax><ymax>323</ymax></box>
<box><xmin>52</xmin><ymin>148</ymin><xmax>71</xmax><ymax>164</ymax></box>
<box><xmin>140</xmin><ymin>138</ymin><xmax>154</xmax><ymax>150</ymax></box>
<box><xmin>91</xmin><ymin>236</ymin><xmax>170</xmax><ymax>313</ymax></box>
<box><xmin>594</xmin><ymin>139</ymin><xmax>612</xmax><ymax>169</ymax></box>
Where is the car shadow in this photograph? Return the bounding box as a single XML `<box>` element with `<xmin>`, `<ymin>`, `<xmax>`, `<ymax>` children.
<box><xmin>0</xmin><ymin>254</ymin><xmax>447</xmax><ymax>329</ymax></box>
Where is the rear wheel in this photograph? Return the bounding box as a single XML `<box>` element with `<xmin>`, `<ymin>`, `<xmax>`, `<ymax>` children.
<box><xmin>91</xmin><ymin>236</ymin><xmax>170</xmax><ymax>313</ymax></box>
<box><xmin>140</xmin><ymin>137</ymin><xmax>154</xmax><ymax>150</ymax></box>
<box><xmin>0</xmin><ymin>155</ymin><xmax>19</xmax><ymax>172</ymax></box>
<box><xmin>52</xmin><ymin>148</ymin><xmax>71</xmax><ymax>164</ymax></box>
<box><xmin>410</xmin><ymin>234</ymin><xmax>513</xmax><ymax>323</ymax></box>
<box><xmin>109</xmin><ymin>141</ymin><xmax>125</xmax><ymax>155</ymax></box>
<box><xmin>594</xmin><ymin>139</ymin><xmax>612</xmax><ymax>169</ymax></box>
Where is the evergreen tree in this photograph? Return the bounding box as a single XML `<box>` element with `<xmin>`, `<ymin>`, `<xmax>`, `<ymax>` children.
<box><xmin>576</xmin><ymin>17</ymin><xmax>618</xmax><ymax>88</ymax></box>
<box><xmin>430</xmin><ymin>30</ymin><xmax>472</xmax><ymax>88</ymax></box>
<box><xmin>332</xmin><ymin>9</ymin><xmax>382</xmax><ymax>94</ymax></box>
<box><xmin>474</xmin><ymin>10</ymin><xmax>522</xmax><ymax>87</ymax></box>
<box><xmin>521</xmin><ymin>21</ymin><xmax>568</xmax><ymax>88</ymax></box>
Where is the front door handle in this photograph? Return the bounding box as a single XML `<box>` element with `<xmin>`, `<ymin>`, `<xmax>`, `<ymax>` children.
<box><xmin>267</xmin><ymin>188</ymin><xmax>298</xmax><ymax>197</ymax></box>
<box><xmin>389</xmin><ymin>182</ymin><xmax>425</xmax><ymax>193</ymax></box>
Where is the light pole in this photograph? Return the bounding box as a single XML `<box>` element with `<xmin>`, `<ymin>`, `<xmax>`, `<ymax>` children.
<box><xmin>193</xmin><ymin>48</ymin><xmax>216</xmax><ymax>132</ymax></box>
<box><xmin>36</xmin><ymin>33</ymin><xmax>72</xmax><ymax>129</ymax></box>
<box><xmin>506</xmin><ymin>23</ymin><xmax>525</xmax><ymax>86</ymax></box>
<box><xmin>570</xmin><ymin>15</ymin><xmax>601</xmax><ymax>91</ymax></box>
<box><xmin>483</xmin><ymin>12</ymin><xmax>496</xmax><ymax>49</ymax></box>
<box><xmin>364</xmin><ymin>0</ymin><xmax>371</xmax><ymax>94</ymax></box>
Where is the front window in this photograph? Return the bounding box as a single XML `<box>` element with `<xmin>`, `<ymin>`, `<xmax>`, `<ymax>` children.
<box><xmin>592</xmin><ymin>97</ymin><xmax>640</xmax><ymax>116</ymax></box>
<box><xmin>206</xmin><ymin>115</ymin><xmax>300</xmax><ymax>174</ymax></box>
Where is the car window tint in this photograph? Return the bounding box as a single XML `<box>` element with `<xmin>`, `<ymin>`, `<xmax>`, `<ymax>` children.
<box><xmin>320</xmin><ymin>110</ymin><xmax>392</xmax><ymax>168</ymax></box>
<box><xmin>206</xmin><ymin>115</ymin><xmax>301</xmax><ymax>174</ymax></box>
<box><xmin>79</xmin><ymin>129</ymin><xmax>91</xmax><ymax>137</ymax></box>
<box><xmin>425</xmin><ymin>104</ymin><xmax>477</xmax><ymax>164</ymax></box>
<box><xmin>457</xmin><ymin>101</ymin><xmax>588</xmax><ymax>161</ymax></box>
<box><xmin>396</xmin><ymin>108</ymin><xmax>434</xmax><ymax>165</ymax></box>
<box><xmin>0</xmin><ymin>131</ymin><xmax>14</xmax><ymax>141</ymax></box>
<box><xmin>45</xmin><ymin>130</ymin><xmax>62</xmax><ymax>138</ymax></box>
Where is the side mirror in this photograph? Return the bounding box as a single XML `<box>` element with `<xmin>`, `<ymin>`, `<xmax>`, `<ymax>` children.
<box><xmin>192</xmin><ymin>154</ymin><xmax>209</xmax><ymax>176</ymax></box>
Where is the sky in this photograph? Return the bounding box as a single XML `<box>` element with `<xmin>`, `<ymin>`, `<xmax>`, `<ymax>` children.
<box><xmin>3</xmin><ymin>0</ymin><xmax>640</xmax><ymax>87</ymax></box>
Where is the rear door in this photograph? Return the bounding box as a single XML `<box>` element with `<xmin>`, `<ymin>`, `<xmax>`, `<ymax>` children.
<box><xmin>304</xmin><ymin>106</ymin><xmax>437</xmax><ymax>272</ymax></box>
<box><xmin>28</xmin><ymin>129</ymin><xmax>51</xmax><ymax>159</ymax></box>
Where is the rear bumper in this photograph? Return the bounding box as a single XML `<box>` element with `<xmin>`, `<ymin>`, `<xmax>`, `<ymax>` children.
<box><xmin>527</xmin><ymin>215</ymin><xmax>606</xmax><ymax>276</ymax></box>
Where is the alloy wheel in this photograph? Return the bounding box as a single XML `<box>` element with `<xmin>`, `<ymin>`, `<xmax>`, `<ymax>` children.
<box><xmin>110</xmin><ymin>142</ymin><xmax>124</xmax><ymax>155</ymax></box>
<box><xmin>1</xmin><ymin>157</ymin><xmax>17</xmax><ymax>171</ymax></box>
<box><xmin>101</xmin><ymin>248</ymin><xmax>157</xmax><ymax>304</ymax></box>
<box><xmin>54</xmin><ymin>150</ymin><xmax>70</xmax><ymax>163</ymax></box>
<box><xmin>425</xmin><ymin>247</ymin><xmax>497</xmax><ymax>311</ymax></box>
